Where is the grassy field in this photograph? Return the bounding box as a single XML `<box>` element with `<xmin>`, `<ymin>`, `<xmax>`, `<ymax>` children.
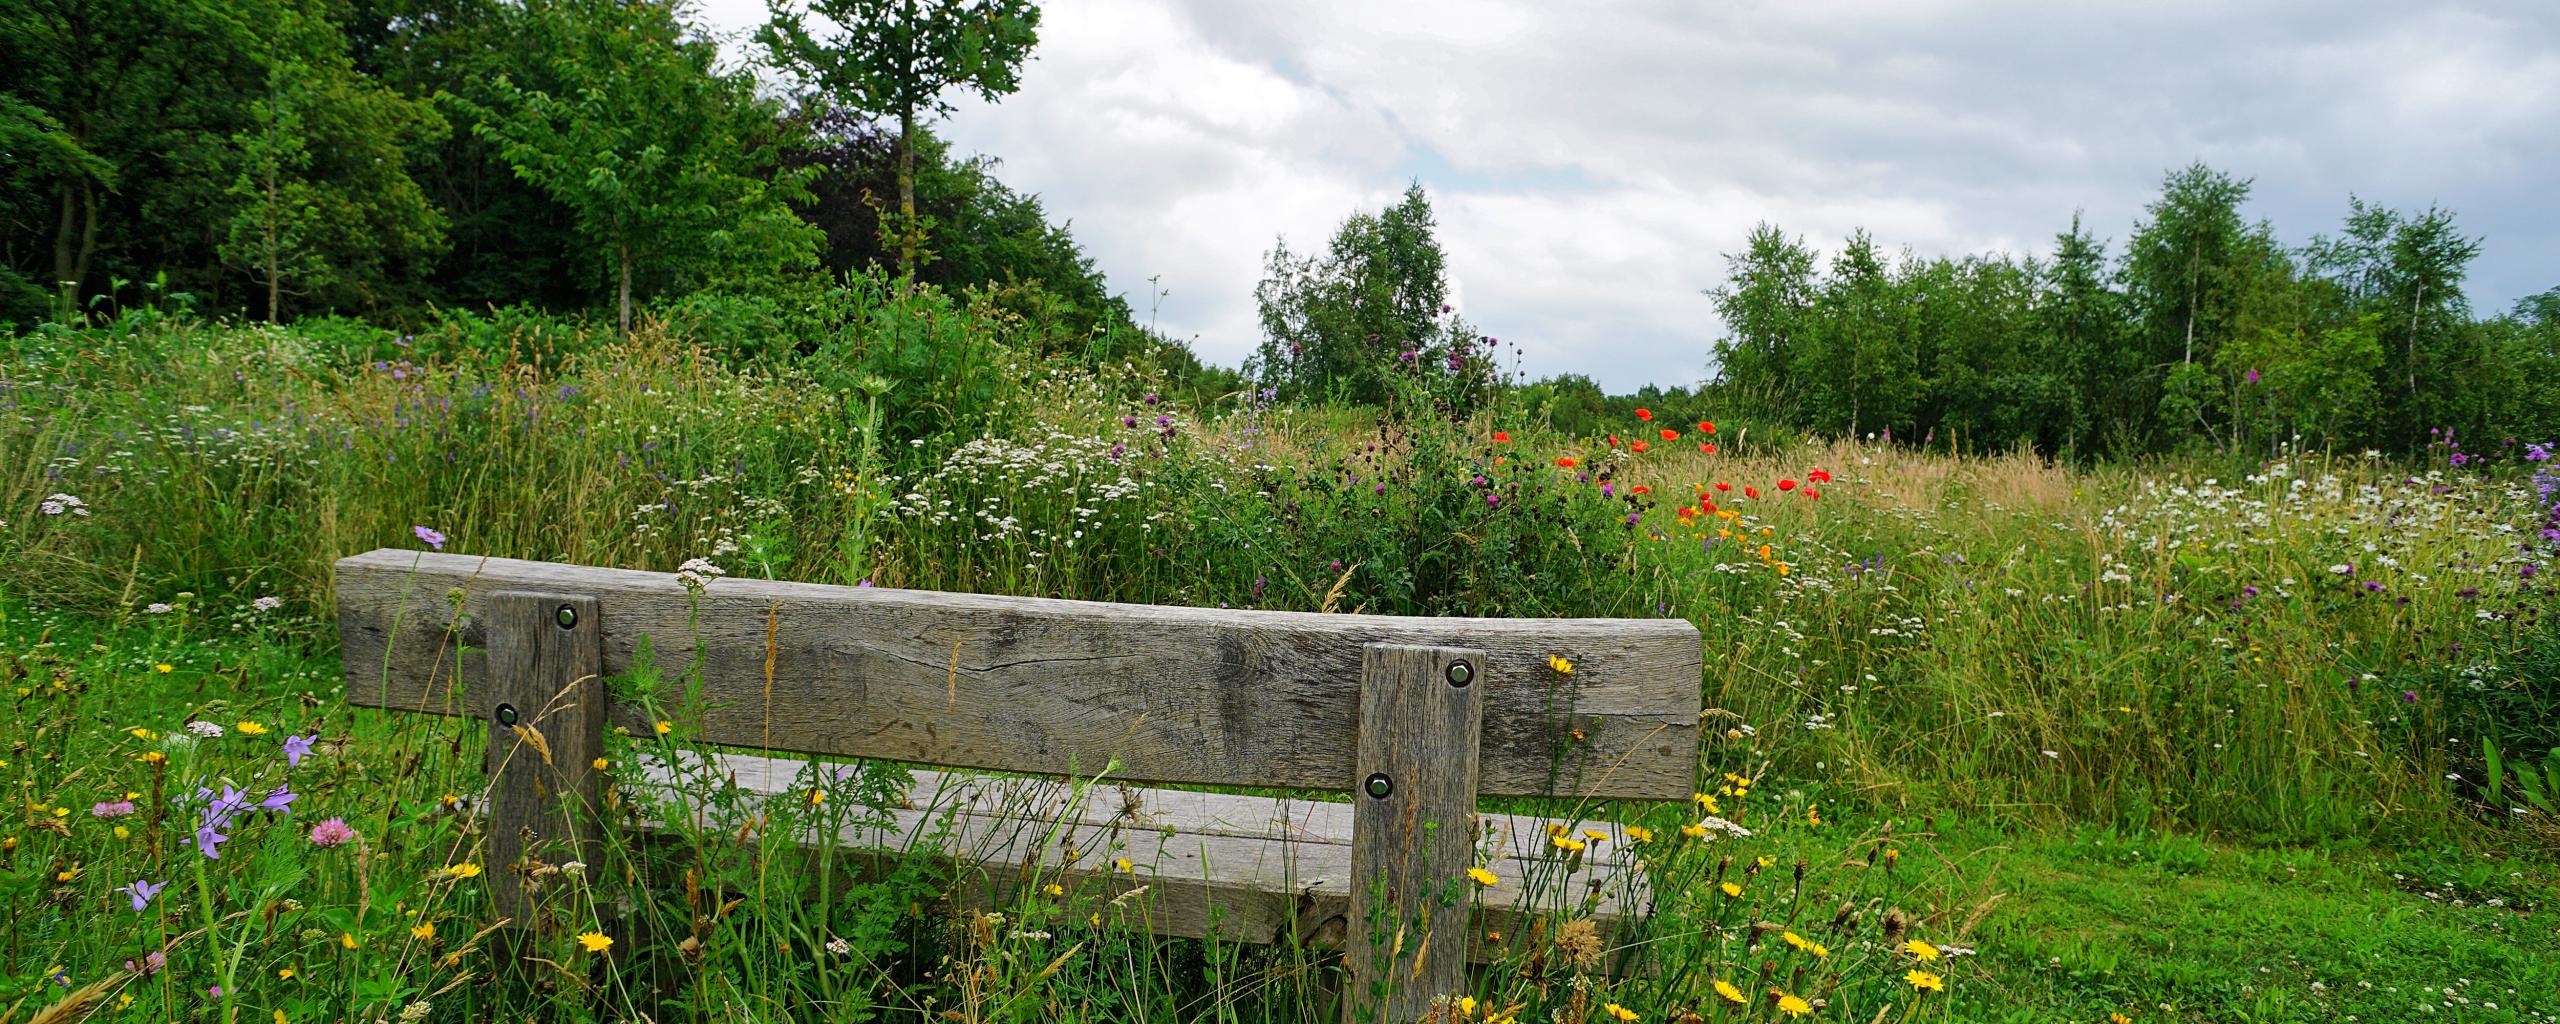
<box><xmin>4</xmin><ymin>317</ymin><xmax>2557</xmax><ymax>1022</ymax></box>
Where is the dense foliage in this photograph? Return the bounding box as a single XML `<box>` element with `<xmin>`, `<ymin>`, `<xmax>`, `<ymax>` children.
<box><xmin>1706</xmin><ymin>165</ymin><xmax>2560</xmax><ymax>459</ymax></box>
<box><xmin>0</xmin><ymin>0</ymin><xmax>1148</xmax><ymax>354</ymax></box>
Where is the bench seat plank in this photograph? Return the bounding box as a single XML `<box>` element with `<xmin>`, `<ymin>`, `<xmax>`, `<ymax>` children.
<box><xmin>637</xmin><ymin>753</ymin><xmax>1659</xmax><ymax>958</ymax></box>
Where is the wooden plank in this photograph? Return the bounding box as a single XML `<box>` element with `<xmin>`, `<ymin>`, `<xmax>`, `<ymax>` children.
<box><xmin>482</xmin><ymin>593</ymin><xmax>605</xmax><ymax>938</ymax></box>
<box><xmin>631</xmin><ymin>753</ymin><xmax>1652</xmax><ymax>960</ymax></box>
<box><xmin>336</xmin><ymin>549</ymin><xmax>1701</xmax><ymax>799</ymax></box>
<box><xmin>1346</xmin><ymin>644</ymin><xmax>1483</xmax><ymax>1022</ymax></box>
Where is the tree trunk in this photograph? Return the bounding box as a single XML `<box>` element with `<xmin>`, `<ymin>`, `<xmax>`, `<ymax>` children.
<box><xmin>618</xmin><ymin>241</ymin><xmax>633</xmax><ymax>335</ymax></box>
<box><xmin>897</xmin><ymin>102</ymin><xmax>916</xmax><ymax>282</ymax></box>
<box><xmin>265</xmin><ymin>171</ymin><xmax>281</xmax><ymax>322</ymax></box>
<box><xmin>52</xmin><ymin>184</ymin><xmax>78</xmax><ymax>320</ymax></box>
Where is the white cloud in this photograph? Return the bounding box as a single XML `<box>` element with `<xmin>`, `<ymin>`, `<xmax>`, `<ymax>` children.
<box><xmin>699</xmin><ymin>0</ymin><xmax>2560</xmax><ymax>390</ymax></box>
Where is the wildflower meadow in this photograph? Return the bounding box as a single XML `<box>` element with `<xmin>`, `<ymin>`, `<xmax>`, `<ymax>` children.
<box><xmin>1</xmin><ymin>309</ymin><xmax>2555</xmax><ymax>1024</ymax></box>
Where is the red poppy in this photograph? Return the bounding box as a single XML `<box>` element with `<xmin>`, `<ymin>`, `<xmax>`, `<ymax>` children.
<box><xmin>1699</xmin><ymin>443</ymin><xmax>1717</xmax><ymax>455</ymax></box>
<box><xmin>1634</xmin><ymin>408</ymin><xmax>1653</xmax><ymax>421</ymax></box>
<box><xmin>1631</xmin><ymin>485</ymin><xmax>1650</xmax><ymax>495</ymax></box>
<box><xmin>1678</xmin><ymin>506</ymin><xmax>1697</xmax><ymax>518</ymax></box>
<box><xmin>1778</xmin><ymin>479</ymin><xmax>1797</xmax><ymax>491</ymax></box>
<box><xmin>1492</xmin><ymin>431</ymin><xmax>1511</xmax><ymax>443</ymax></box>
<box><xmin>1659</xmin><ymin>428</ymin><xmax>1678</xmax><ymax>441</ymax></box>
<box><xmin>1555</xmin><ymin>457</ymin><xmax>1578</xmax><ymax>468</ymax></box>
<box><xmin>1744</xmin><ymin>486</ymin><xmax>1760</xmax><ymax>499</ymax></box>
<box><xmin>1698</xmin><ymin>421</ymin><xmax>1716</xmax><ymax>434</ymax></box>
<box><xmin>1700</xmin><ymin>498</ymin><xmax>1717</xmax><ymax>513</ymax></box>
<box><xmin>1714</xmin><ymin>482</ymin><xmax>1732</xmax><ymax>492</ymax></box>
<box><xmin>1804</xmin><ymin>488</ymin><xmax>1820</xmax><ymax>500</ymax></box>
<box><xmin>1630</xmin><ymin>440</ymin><xmax>1651</xmax><ymax>454</ymax></box>
<box><xmin>1608</xmin><ymin>434</ymin><xmax>1621</xmax><ymax>448</ymax></box>
<box><xmin>1808</xmin><ymin>468</ymin><xmax>1832</xmax><ymax>483</ymax></box>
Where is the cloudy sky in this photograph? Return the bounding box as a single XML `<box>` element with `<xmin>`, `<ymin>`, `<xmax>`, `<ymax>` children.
<box><xmin>698</xmin><ymin>0</ymin><xmax>2560</xmax><ymax>392</ymax></box>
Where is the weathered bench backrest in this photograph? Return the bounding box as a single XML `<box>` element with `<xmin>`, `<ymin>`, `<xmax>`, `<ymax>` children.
<box><xmin>337</xmin><ymin>548</ymin><xmax>1701</xmax><ymax>1019</ymax></box>
<box><xmin>337</xmin><ymin>549</ymin><xmax>1702</xmax><ymax>799</ymax></box>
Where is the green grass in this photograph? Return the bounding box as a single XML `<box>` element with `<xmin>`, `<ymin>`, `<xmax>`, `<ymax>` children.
<box><xmin>6</xmin><ymin>313</ymin><xmax>2559</xmax><ymax>1021</ymax></box>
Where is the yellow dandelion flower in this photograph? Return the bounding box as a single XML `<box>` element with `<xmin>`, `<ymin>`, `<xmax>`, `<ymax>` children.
<box><xmin>278</xmin><ymin>968</ymin><xmax>295</xmax><ymax>980</ymax></box>
<box><xmin>1043</xmin><ymin>883</ymin><xmax>1064</xmax><ymax>897</ymax></box>
<box><xmin>1624</xmin><ymin>825</ymin><xmax>1654</xmax><ymax>843</ymax></box>
<box><xmin>1466</xmin><ymin>867</ymin><xmax>1500</xmax><ymax>887</ymax></box>
<box><xmin>113</xmin><ymin>825</ymin><xmax>130</xmax><ymax>840</ymax></box>
<box><xmin>340</xmin><ymin>932</ymin><xmax>359</xmax><ymax>950</ymax></box>
<box><xmin>236</xmin><ymin>721</ymin><xmax>269</xmax><ymax>736</ymax></box>
<box><xmin>1116</xmin><ymin>857</ymin><xmax>1134</xmax><ymax>873</ymax></box>
<box><xmin>577</xmin><ymin>931</ymin><xmax>613</xmax><ymax>953</ymax></box>
<box><xmin>1694</xmin><ymin>792</ymin><xmax>1721</xmax><ymax>814</ymax></box>
<box><xmin>1714</xmin><ymin>980</ymin><xmax>1747</xmax><ymax>1004</ymax></box>
<box><xmin>1604</xmin><ymin>1004</ymin><xmax>1639</xmax><ymax>1021</ymax></box>
<box><xmin>1681</xmin><ymin>823</ymin><xmax>1709</xmax><ymax>840</ymax></box>
<box><xmin>56</xmin><ymin>864</ymin><xmax>81</xmax><ymax>882</ymax></box>
<box><xmin>410</xmin><ymin>921</ymin><xmax>435</xmax><ymax>941</ymax></box>
<box><xmin>1581</xmin><ymin>828</ymin><xmax>1609</xmax><ymax>843</ymax></box>
<box><xmin>129</xmin><ymin>727</ymin><xmax>157</xmax><ymax>741</ymax></box>
<box><xmin>140</xmin><ymin>751</ymin><xmax>166</xmax><ymax>765</ymax></box>
<box><xmin>1718</xmin><ymin>881</ymin><xmax>1742</xmax><ymax>898</ymax></box>
<box><xmin>807</xmin><ymin>788</ymin><xmax>824</xmax><ymax>807</ymax></box>
<box><xmin>653</xmin><ymin>720</ymin><xmax>673</xmax><ymax>735</ymax></box>
<box><xmin>1905</xmin><ymin>939</ymin><xmax>1940</xmax><ymax>961</ymax></box>
<box><xmin>1551</xmin><ymin>835</ymin><xmax>1587</xmax><ymax>853</ymax></box>
<box><xmin>153</xmin><ymin>663</ymin><xmax>173</xmax><ymax>673</ymax></box>
<box><xmin>1547</xmin><ymin>655</ymin><xmax>1574</xmax><ymax>675</ymax></box>
<box><xmin>592</xmin><ymin>757</ymin><xmax>609</xmax><ymax>771</ymax></box>
<box><xmin>443</xmin><ymin>862</ymin><xmax>482</xmax><ymax>880</ymax></box>
<box><xmin>1905</xmin><ymin>969</ymin><xmax>1944</xmax><ymax>992</ymax></box>
<box><xmin>1776</xmin><ymin>992</ymin><xmax>1812</xmax><ymax>1017</ymax></box>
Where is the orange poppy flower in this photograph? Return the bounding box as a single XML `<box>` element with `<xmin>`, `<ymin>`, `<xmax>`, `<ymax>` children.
<box><xmin>1492</xmin><ymin>431</ymin><xmax>1511</xmax><ymax>443</ymax></box>
<box><xmin>1608</xmin><ymin>434</ymin><xmax>1621</xmax><ymax>448</ymax></box>
<box><xmin>1631</xmin><ymin>440</ymin><xmax>1651</xmax><ymax>453</ymax></box>
<box><xmin>1698</xmin><ymin>421</ymin><xmax>1715</xmax><ymax>434</ymax></box>
<box><xmin>1634</xmin><ymin>408</ymin><xmax>1653</xmax><ymax>421</ymax></box>
<box><xmin>1631</xmin><ymin>485</ymin><xmax>1650</xmax><ymax>494</ymax></box>
<box><xmin>1744</xmin><ymin>486</ymin><xmax>1760</xmax><ymax>499</ymax></box>
<box><xmin>1659</xmin><ymin>428</ymin><xmax>1678</xmax><ymax>441</ymax></box>
<box><xmin>1700</xmin><ymin>443</ymin><xmax>1717</xmax><ymax>455</ymax></box>
<box><xmin>1555</xmin><ymin>457</ymin><xmax>1578</xmax><ymax>468</ymax></box>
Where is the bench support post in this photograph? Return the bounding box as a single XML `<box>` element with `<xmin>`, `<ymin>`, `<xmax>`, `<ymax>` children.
<box><xmin>483</xmin><ymin>592</ymin><xmax>605</xmax><ymax>955</ymax></box>
<box><xmin>1346</xmin><ymin>643</ymin><xmax>1485</xmax><ymax>1023</ymax></box>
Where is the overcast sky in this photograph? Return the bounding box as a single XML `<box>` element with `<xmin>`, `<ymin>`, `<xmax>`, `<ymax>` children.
<box><xmin>697</xmin><ymin>0</ymin><xmax>2560</xmax><ymax>392</ymax></box>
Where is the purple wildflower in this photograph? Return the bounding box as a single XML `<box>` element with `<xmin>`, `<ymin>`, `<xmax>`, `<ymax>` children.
<box><xmin>260</xmin><ymin>785</ymin><xmax>298</xmax><ymax>814</ymax></box>
<box><xmin>193</xmin><ymin>825</ymin><xmax>227</xmax><ymax>859</ymax></box>
<box><xmin>118</xmin><ymin>879</ymin><xmax>165</xmax><ymax>912</ymax></box>
<box><xmin>2244</xmin><ymin>368</ymin><xmax>2260</xmax><ymax>384</ymax></box>
<box><xmin>413</xmin><ymin>525</ymin><xmax>446</xmax><ymax>550</ymax></box>
<box><xmin>283</xmin><ymin>733</ymin><xmax>315</xmax><ymax>768</ymax></box>
<box><xmin>92</xmin><ymin>800</ymin><xmax>136</xmax><ymax>818</ymax></box>
<box><xmin>308</xmin><ymin>818</ymin><xmax>357</xmax><ymax>848</ymax></box>
<box><xmin>125</xmin><ymin>952</ymin><xmax>165</xmax><ymax>976</ymax></box>
<box><xmin>2400</xmin><ymin>690</ymin><xmax>2419</xmax><ymax>704</ymax></box>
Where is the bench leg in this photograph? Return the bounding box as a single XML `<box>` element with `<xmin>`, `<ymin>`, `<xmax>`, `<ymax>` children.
<box><xmin>483</xmin><ymin>592</ymin><xmax>606</xmax><ymax>974</ymax></box>
<box><xmin>1346</xmin><ymin>643</ymin><xmax>1485</xmax><ymax>1024</ymax></box>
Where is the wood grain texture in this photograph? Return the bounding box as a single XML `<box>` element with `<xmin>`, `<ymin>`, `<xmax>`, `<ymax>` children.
<box><xmin>336</xmin><ymin>549</ymin><xmax>1702</xmax><ymax>799</ymax></box>
<box><xmin>483</xmin><ymin>592</ymin><xmax>604</xmax><ymax>933</ymax></box>
<box><xmin>633</xmin><ymin>754</ymin><xmax>1653</xmax><ymax>962</ymax></box>
<box><xmin>1345</xmin><ymin>645</ymin><xmax>1483</xmax><ymax>1022</ymax></box>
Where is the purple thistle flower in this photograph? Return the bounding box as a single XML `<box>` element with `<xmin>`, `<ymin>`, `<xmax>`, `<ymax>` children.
<box><xmin>118</xmin><ymin>879</ymin><xmax>165</xmax><ymax>912</ymax></box>
<box><xmin>413</xmin><ymin>525</ymin><xmax>446</xmax><ymax>550</ymax></box>
<box><xmin>283</xmin><ymin>733</ymin><xmax>315</xmax><ymax>768</ymax></box>
<box><xmin>2244</xmin><ymin>368</ymin><xmax>2260</xmax><ymax>384</ymax></box>
<box><xmin>2400</xmin><ymin>690</ymin><xmax>2419</xmax><ymax>704</ymax></box>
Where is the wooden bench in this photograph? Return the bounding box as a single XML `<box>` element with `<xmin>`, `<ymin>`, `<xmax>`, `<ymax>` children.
<box><xmin>334</xmin><ymin>549</ymin><xmax>1701</xmax><ymax>1020</ymax></box>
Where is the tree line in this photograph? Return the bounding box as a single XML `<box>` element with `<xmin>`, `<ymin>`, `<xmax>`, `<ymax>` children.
<box><xmin>1707</xmin><ymin>164</ymin><xmax>2560</xmax><ymax>458</ymax></box>
<box><xmin>0</xmin><ymin>0</ymin><xmax>1159</xmax><ymax>345</ymax></box>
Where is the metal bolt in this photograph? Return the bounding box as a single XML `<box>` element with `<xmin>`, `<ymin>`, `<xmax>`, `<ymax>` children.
<box><xmin>1444</xmin><ymin>660</ymin><xmax>1473</xmax><ymax>688</ymax></box>
<box><xmin>556</xmin><ymin>604</ymin><xmax>578</xmax><ymax>630</ymax></box>
<box><xmin>495</xmin><ymin>703</ymin><xmax>519</xmax><ymax>727</ymax></box>
<box><xmin>1365</xmin><ymin>773</ymin><xmax>1393</xmax><ymax>799</ymax></box>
